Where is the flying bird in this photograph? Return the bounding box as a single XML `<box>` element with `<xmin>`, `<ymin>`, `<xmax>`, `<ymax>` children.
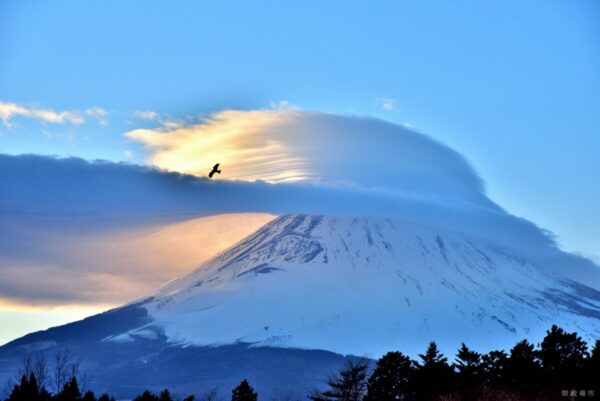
<box><xmin>208</xmin><ymin>163</ymin><xmax>222</xmax><ymax>178</ymax></box>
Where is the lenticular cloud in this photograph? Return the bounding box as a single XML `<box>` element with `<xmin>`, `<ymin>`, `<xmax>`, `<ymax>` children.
<box><xmin>126</xmin><ymin>110</ymin><xmax>490</xmax><ymax>208</ymax></box>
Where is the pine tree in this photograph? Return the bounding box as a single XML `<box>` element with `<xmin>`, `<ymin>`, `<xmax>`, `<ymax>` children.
<box><xmin>454</xmin><ymin>343</ymin><xmax>483</xmax><ymax>401</ymax></box>
<box><xmin>97</xmin><ymin>394</ymin><xmax>116</xmax><ymax>401</ymax></box>
<box><xmin>584</xmin><ymin>339</ymin><xmax>600</xmax><ymax>387</ymax></box>
<box><xmin>412</xmin><ymin>342</ymin><xmax>456</xmax><ymax>401</ymax></box>
<box><xmin>133</xmin><ymin>390</ymin><xmax>160</xmax><ymax>401</ymax></box>
<box><xmin>364</xmin><ymin>351</ymin><xmax>413</xmax><ymax>401</ymax></box>
<box><xmin>82</xmin><ymin>390</ymin><xmax>97</xmax><ymax>401</ymax></box>
<box><xmin>6</xmin><ymin>372</ymin><xmax>52</xmax><ymax>401</ymax></box>
<box><xmin>539</xmin><ymin>325</ymin><xmax>588</xmax><ymax>390</ymax></box>
<box><xmin>231</xmin><ymin>379</ymin><xmax>258</xmax><ymax>401</ymax></box>
<box><xmin>308</xmin><ymin>360</ymin><xmax>369</xmax><ymax>401</ymax></box>
<box><xmin>481</xmin><ymin>350</ymin><xmax>508</xmax><ymax>390</ymax></box>
<box><xmin>56</xmin><ymin>377</ymin><xmax>82</xmax><ymax>401</ymax></box>
<box><xmin>159</xmin><ymin>389</ymin><xmax>174</xmax><ymax>401</ymax></box>
<box><xmin>506</xmin><ymin>339</ymin><xmax>542</xmax><ymax>395</ymax></box>
<box><xmin>27</xmin><ymin>373</ymin><xmax>41</xmax><ymax>400</ymax></box>
<box><xmin>7</xmin><ymin>374</ymin><xmax>40</xmax><ymax>401</ymax></box>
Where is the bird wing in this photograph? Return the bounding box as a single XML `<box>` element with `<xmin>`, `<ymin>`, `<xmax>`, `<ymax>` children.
<box><xmin>213</xmin><ymin>163</ymin><xmax>220</xmax><ymax>170</ymax></box>
<box><xmin>208</xmin><ymin>170</ymin><xmax>215</xmax><ymax>178</ymax></box>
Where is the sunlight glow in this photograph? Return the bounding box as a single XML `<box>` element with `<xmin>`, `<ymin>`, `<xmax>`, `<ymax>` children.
<box><xmin>127</xmin><ymin>110</ymin><xmax>312</xmax><ymax>182</ymax></box>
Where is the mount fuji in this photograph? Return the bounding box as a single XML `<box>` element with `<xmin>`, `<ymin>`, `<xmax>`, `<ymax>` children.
<box><xmin>1</xmin><ymin>214</ymin><xmax>599</xmax><ymax>398</ymax></box>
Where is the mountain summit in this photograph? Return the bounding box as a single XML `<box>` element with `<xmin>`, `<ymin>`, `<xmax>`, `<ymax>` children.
<box><xmin>134</xmin><ymin>214</ymin><xmax>600</xmax><ymax>356</ymax></box>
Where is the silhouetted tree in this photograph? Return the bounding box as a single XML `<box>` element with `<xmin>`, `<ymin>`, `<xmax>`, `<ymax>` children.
<box><xmin>364</xmin><ymin>352</ymin><xmax>413</xmax><ymax>401</ymax></box>
<box><xmin>6</xmin><ymin>374</ymin><xmax>46</xmax><ymax>401</ymax></box>
<box><xmin>56</xmin><ymin>377</ymin><xmax>82</xmax><ymax>401</ymax></box>
<box><xmin>231</xmin><ymin>380</ymin><xmax>257</xmax><ymax>401</ymax></box>
<box><xmin>158</xmin><ymin>389</ymin><xmax>173</xmax><ymax>401</ymax></box>
<box><xmin>583</xmin><ymin>339</ymin><xmax>600</xmax><ymax>391</ymax></box>
<box><xmin>481</xmin><ymin>350</ymin><xmax>508</xmax><ymax>390</ymax></box>
<box><xmin>309</xmin><ymin>360</ymin><xmax>369</xmax><ymax>401</ymax></box>
<box><xmin>18</xmin><ymin>353</ymin><xmax>48</xmax><ymax>390</ymax></box>
<box><xmin>133</xmin><ymin>390</ymin><xmax>160</xmax><ymax>401</ymax></box>
<box><xmin>6</xmin><ymin>354</ymin><xmax>51</xmax><ymax>401</ymax></box>
<box><xmin>506</xmin><ymin>339</ymin><xmax>542</xmax><ymax>395</ymax></box>
<box><xmin>82</xmin><ymin>390</ymin><xmax>96</xmax><ymax>401</ymax></box>
<box><xmin>454</xmin><ymin>343</ymin><xmax>483</xmax><ymax>401</ymax></box>
<box><xmin>539</xmin><ymin>325</ymin><xmax>588</xmax><ymax>392</ymax></box>
<box><xmin>97</xmin><ymin>394</ymin><xmax>116</xmax><ymax>401</ymax></box>
<box><xmin>412</xmin><ymin>342</ymin><xmax>455</xmax><ymax>401</ymax></box>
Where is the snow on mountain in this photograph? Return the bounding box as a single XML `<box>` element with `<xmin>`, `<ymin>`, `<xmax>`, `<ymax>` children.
<box><xmin>116</xmin><ymin>214</ymin><xmax>600</xmax><ymax>357</ymax></box>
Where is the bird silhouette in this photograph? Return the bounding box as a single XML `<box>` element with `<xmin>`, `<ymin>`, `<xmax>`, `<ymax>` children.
<box><xmin>208</xmin><ymin>163</ymin><xmax>222</xmax><ymax>178</ymax></box>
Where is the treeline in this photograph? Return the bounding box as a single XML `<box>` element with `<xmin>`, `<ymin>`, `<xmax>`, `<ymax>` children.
<box><xmin>310</xmin><ymin>325</ymin><xmax>598</xmax><ymax>401</ymax></box>
<box><xmin>3</xmin><ymin>326</ymin><xmax>599</xmax><ymax>401</ymax></box>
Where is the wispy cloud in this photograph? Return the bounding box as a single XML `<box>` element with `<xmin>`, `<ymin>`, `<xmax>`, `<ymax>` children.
<box><xmin>84</xmin><ymin>107</ymin><xmax>108</xmax><ymax>118</ymax></box>
<box><xmin>134</xmin><ymin>110</ymin><xmax>160</xmax><ymax>120</ymax></box>
<box><xmin>269</xmin><ymin>100</ymin><xmax>297</xmax><ymax>110</ymax></box>
<box><xmin>85</xmin><ymin>107</ymin><xmax>109</xmax><ymax>125</ymax></box>
<box><xmin>0</xmin><ymin>102</ymin><xmax>83</xmax><ymax>127</ymax></box>
<box><xmin>160</xmin><ymin>120</ymin><xmax>185</xmax><ymax>130</ymax></box>
<box><xmin>377</xmin><ymin>98</ymin><xmax>396</xmax><ymax>111</ymax></box>
<box><xmin>0</xmin><ymin>101</ymin><xmax>108</xmax><ymax>128</ymax></box>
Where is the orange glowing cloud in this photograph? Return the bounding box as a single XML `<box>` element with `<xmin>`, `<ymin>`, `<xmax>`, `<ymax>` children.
<box><xmin>0</xmin><ymin>213</ymin><xmax>276</xmax><ymax>308</ymax></box>
<box><xmin>126</xmin><ymin>109</ymin><xmax>311</xmax><ymax>183</ymax></box>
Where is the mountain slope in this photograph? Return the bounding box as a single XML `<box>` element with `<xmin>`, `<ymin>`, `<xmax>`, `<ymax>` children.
<box><xmin>135</xmin><ymin>214</ymin><xmax>600</xmax><ymax>357</ymax></box>
<box><xmin>2</xmin><ymin>214</ymin><xmax>600</xmax><ymax>398</ymax></box>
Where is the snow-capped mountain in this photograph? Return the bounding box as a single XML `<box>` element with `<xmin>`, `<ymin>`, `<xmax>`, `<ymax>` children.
<box><xmin>2</xmin><ymin>214</ymin><xmax>599</xmax><ymax>398</ymax></box>
<box><xmin>117</xmin><ymin>214</ymin><xmax>600</xmax><ymax>357</ymax></box>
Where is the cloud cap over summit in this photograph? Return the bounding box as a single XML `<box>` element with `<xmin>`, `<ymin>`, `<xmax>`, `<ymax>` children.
<box><xmin>127</xmin><ymin>110</ymin><xmax>490</xmax><ymax>207</ymax></box>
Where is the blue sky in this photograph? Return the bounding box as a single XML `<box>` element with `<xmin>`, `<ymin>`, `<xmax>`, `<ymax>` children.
<box><xmin>1</xmin><ymin>0</ymin><xmax>599</xmax><ymax>261</ymax></box>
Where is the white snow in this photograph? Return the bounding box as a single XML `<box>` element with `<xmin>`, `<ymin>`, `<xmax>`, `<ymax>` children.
<box><xmin>137</xmin><ymin>215</ymin><xmax>600</xmax><ymax>358</ymax></box>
